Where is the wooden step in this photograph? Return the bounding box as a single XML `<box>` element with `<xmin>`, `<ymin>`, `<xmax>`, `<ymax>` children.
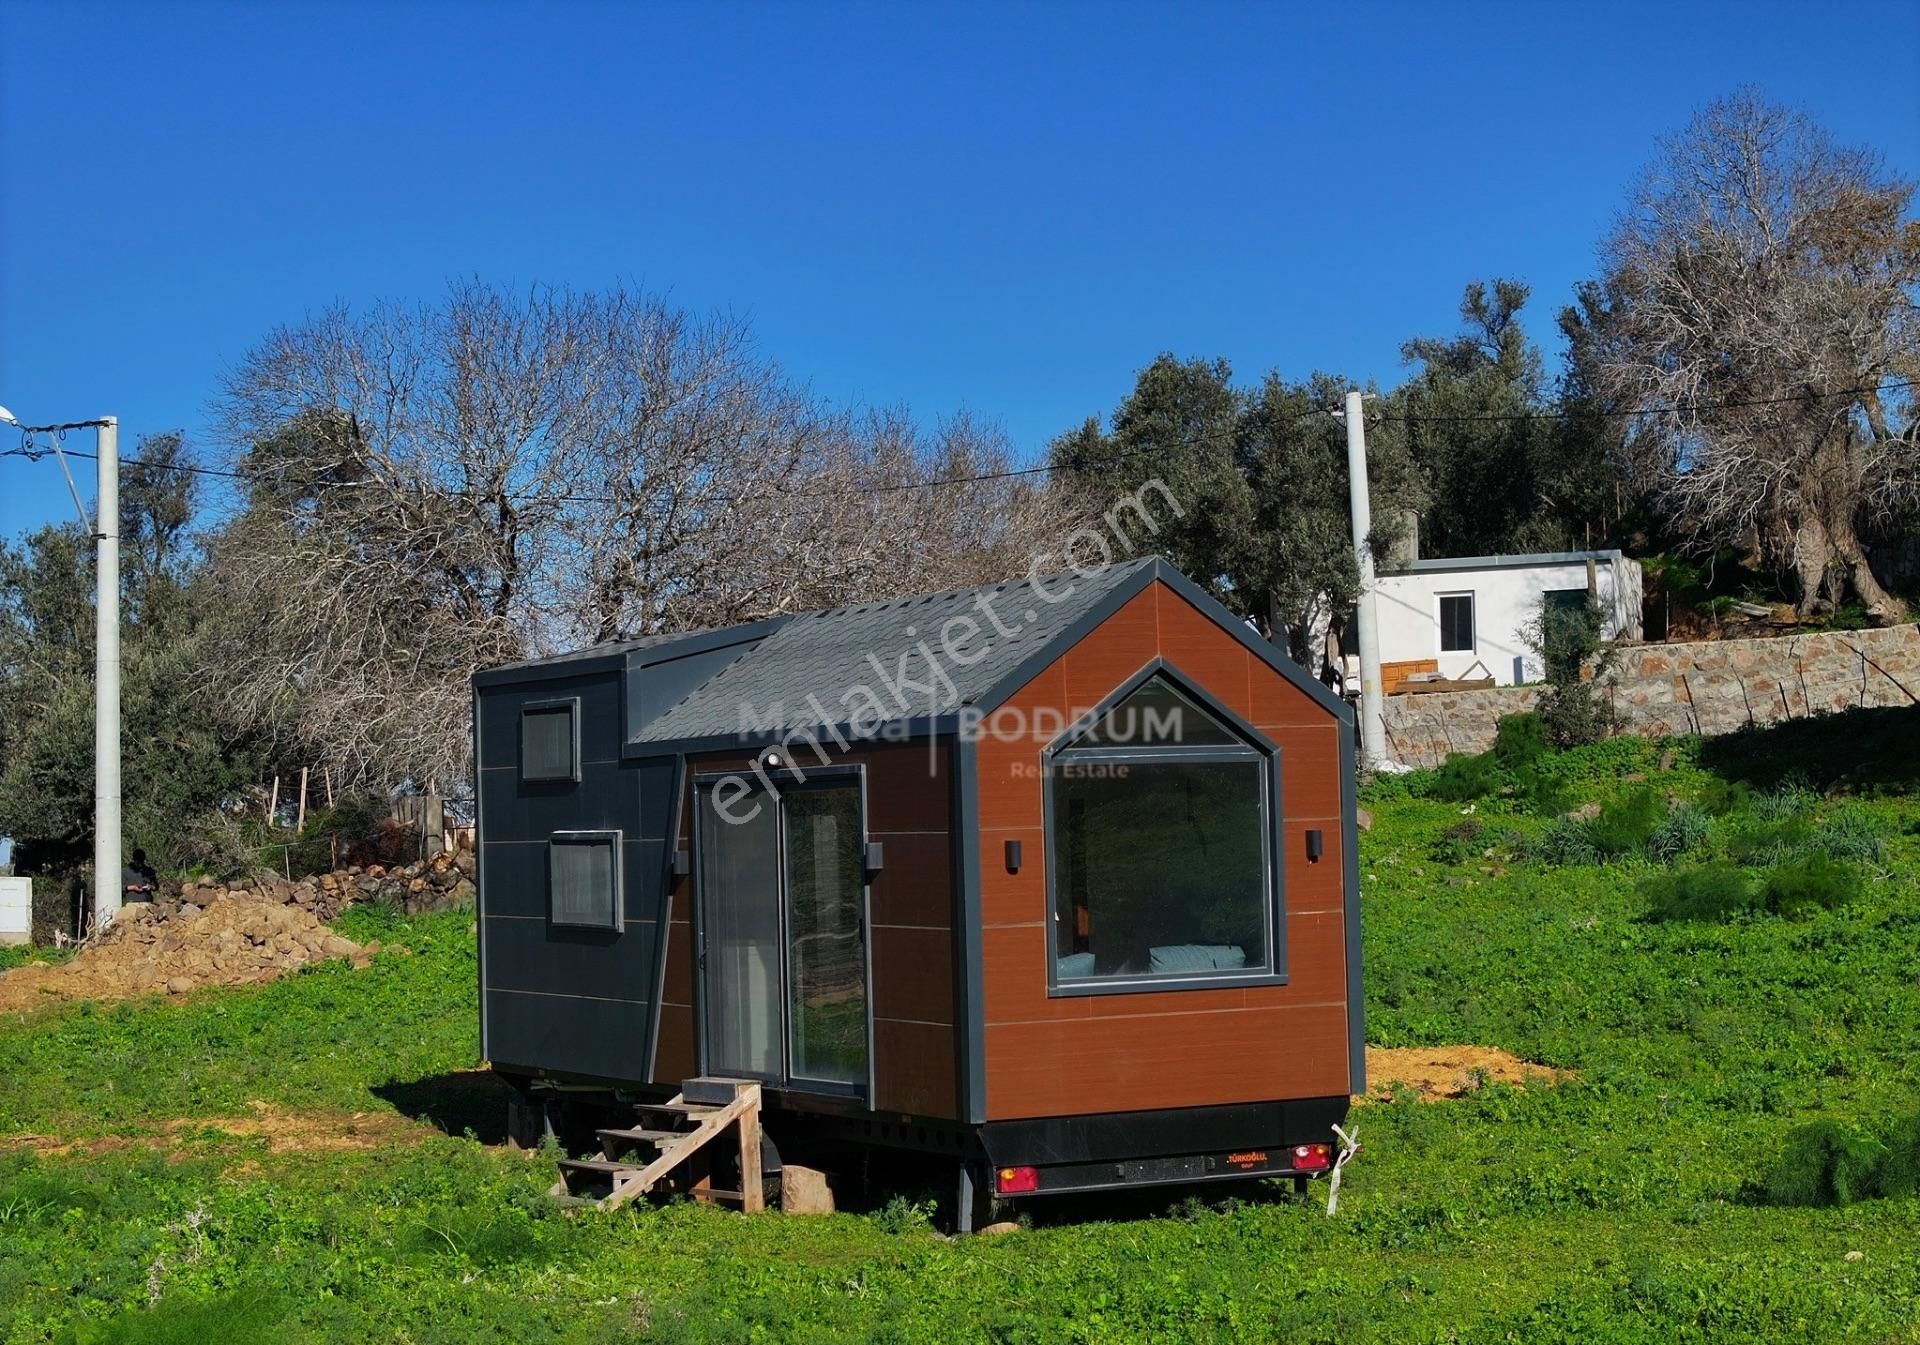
<box><xmin>557</xmin><ymin>1157</ymin><xmax>642</xmax><ymax>1178</ymax></box>
<box><xmin>682</xmin><ymin>1076</ymin><xmax>758</xmax><ymax>1105</ymax></box>
<box><xmin>595</xmin><ymin>1127</ymin><xmax>683</xmax><ymax>1150</ymax></box>
<box><xmin>551</xmin><ymin>1082</ymin><xmax>764</xmax><ymax>1213</ymax></box>
<box><xmin>637</xmin><ymin>1100</ymin><xmax>720</xmax><ymax>1118</ymax></box>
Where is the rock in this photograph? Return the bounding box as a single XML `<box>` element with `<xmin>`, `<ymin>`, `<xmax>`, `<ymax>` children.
<box><xmin>978</xmin><ymin>1221</ymin><xmax>1021</xmax><ymax>1236</ymax></box>
<box><xmin>779</xmin><ymin>1164</ymin><xmax>836</xmax><ymax>1214</ymax></box>
<box><xmin>166</xmin><ymin>977</ymin><xmax>195</xmax><ymax>994</ymax></box>
<box><xmin>448</xmin><ymin>877</ymin><xmax>476</xmax><ymax>906</ymax></box>
<box><xmin>1564</xmin><ymin>802</ymin><xmax>1602</xmax><ymax>822</ymax></box>
<box><xmin>454</xmin><ymin>851</ymin><xmax>477</xmax><ymax>877</ymax></box>
<box><xmin>1355</xmin><ymin>807</ymin><xmax>1374</xmax><ymax>833</ymax></box>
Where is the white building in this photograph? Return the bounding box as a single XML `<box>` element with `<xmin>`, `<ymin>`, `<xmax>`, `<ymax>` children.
<box><xmin>1371</xmin><ymin>549</ymin><xmax>1644</xmax><ymax>688</ymax></box>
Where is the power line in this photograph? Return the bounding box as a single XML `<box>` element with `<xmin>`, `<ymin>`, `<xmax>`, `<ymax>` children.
<box><xmin>4</xmin><ymin>378</ymin><xmax>1911</xmax><ymax>507</ymax></box>
<box><xmin>1372</xmin><ymin>378</ymin><xmax>1917</xmax><ymax>426</ymax></box>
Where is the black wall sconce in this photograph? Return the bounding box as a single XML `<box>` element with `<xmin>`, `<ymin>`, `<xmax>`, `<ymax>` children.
<box><xmin>1306</xmin><ymin>829</ymin><xmax>1324</xmax><ymax>864</ymax></box>
<box><xmin>1005</xmin><ymin>839</ymin><xmax>1023</xmax><ymax>874</ymax></box>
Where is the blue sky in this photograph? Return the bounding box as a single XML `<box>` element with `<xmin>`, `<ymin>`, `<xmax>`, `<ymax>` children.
<box><xmin>2</xmin><ymin>0</ymin><xmax>1916</xmax><ymax>540</ymax></box>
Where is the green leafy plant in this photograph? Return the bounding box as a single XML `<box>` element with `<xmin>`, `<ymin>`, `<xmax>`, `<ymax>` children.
<box><xmin>1491</xmin><ymin>713</ymin><xmax>1553</xmax><ymax>772</ymax></box>
<box><xmin>1587</xmin><ymin>788</ymin><xmax>1665</xmax><ymax>858</ymax></box>
<box><xmin>1639</xmin><ymin>863</ymin><xmax>1759</xmax><ymax>922</ymax></box>
<box><xmin>1761</xmin><ymin>853</ymin><xmax>1862</xmax><ymax>919</ymax></box>
<box><xmin>1425</xmin><ymin>752</ymin><xmax>1506</xmax><ymax>803</ymax></box>
<box><xmin>1428</xmin><ymin>819</ymin><xmax>1487</xmax><ymax>866</ymax></box>
<box><xmin>1523</xmin><ymin>592</ymin><xmax>1617</xmax><ymax>748</ymax></box>
<box><xmin>1647</xmin><ymin>805</ymin><xmax>1710</xmax><ymax>861</ymax></box>
<box><xmin>1762</xmin><ymin>1122</ymin><xmax>1887</xmax><ymax>1208</ymax></box>
<box><xmin>1531</xmin><ymin>817</ymin><xmax>1602</xmax><ymax>866</ymax></box>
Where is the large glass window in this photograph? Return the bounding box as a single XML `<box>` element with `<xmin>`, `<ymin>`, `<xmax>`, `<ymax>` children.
<box><xmin>1050</xmin><ymin>674</ymin><xmax>1275</xmax><ymax>988</ymax></box>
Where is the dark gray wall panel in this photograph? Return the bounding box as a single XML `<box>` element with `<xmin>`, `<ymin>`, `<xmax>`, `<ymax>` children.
<box><xmin>479</xmin><ymin>758</ymin><xmax>640</xmax><ymax>842</ymax></box>
<box><xmin>630</xmin><ymin>758</ymin><xmax>676</xmax><ymax>841</ymax></box>
<box><xmin>485</xmin><ymin>988</ymin><xmax>650</xmax><ymax>1080</ymax></box>
<box><xmin>478</xmin><ymin>671</ymin><xmax>625</xmax><ymax>772</ymax></box>
<box><xmin>483</xmin><ymin>917</ymin><xmax>661</xmax><ymax>1002</ymax></box>
<box><xmin>478</xmin><ymin>666</ymin><xmax>677</xmax><ymax>1086</ymax></box>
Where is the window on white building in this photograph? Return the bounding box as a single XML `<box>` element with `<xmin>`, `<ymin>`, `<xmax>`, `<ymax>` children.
<box><xmin>1439</xmin><ymin>593</ymin><xmax>1475</xmax><ymax>652</ymax></box>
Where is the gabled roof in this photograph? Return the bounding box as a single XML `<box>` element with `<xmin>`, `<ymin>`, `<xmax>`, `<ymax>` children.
<box><xmin>633</xmin><ymin>559</ymin><xmax>1156</xmax><ymax>743</ymax></box>
<box><xmin>474</xmin><ymin>558</ymin><xmax>1351</xmax><ymax>746</ymax></box>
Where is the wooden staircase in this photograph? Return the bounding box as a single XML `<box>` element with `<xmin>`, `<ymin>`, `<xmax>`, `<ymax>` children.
<box><xmin>551</xmin><ymin>1077</ymin><xmax>765</xmax><ymax>1212</ymax></box>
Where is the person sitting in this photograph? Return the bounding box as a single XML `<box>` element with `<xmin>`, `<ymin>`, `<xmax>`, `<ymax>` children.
<box><xmin>121</xmin><ymin>848</ymin><xmax>158</xmax><ymax>903</ymax></box>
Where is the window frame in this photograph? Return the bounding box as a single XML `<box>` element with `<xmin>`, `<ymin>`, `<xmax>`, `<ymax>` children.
<box><xmin>1041</xmin><ymin>658</ymin><xmax>1288</xmax><ymax>999</ymax></box>
<box><xmin>548</xmin><ymin>828</ymin><xmax>624</xmax><ymax>931</ymax></box>
<box><xmin>520</xmin><ymin>697</ymin><xmax>582</xmax><ymax>783</ymax></box>
<box><xmin>1437</xmin><ymin>592</ymin><xmax>1476</xmax><ymax>654</ymax></box>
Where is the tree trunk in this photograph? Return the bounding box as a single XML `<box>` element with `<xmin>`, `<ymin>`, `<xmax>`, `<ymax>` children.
<box><xmin>1830</xmin><ymin>511</ymin><xmax>1908</xmax><ymax>622</ymax></box>
<box><xmin>1782</xmin><ymin>434</ymin><xmax>1908</xmax><ymax>624</ymax></box>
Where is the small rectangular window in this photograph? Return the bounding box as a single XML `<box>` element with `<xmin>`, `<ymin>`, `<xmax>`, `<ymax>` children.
<box><xmin>550</xmin><ymin>830</ymin><xmax>621</xmax><ymax>929</ymax></box>
<box><xmin>1439</xmin><ymin>593</ymin><xmax>1475</xmax><ymax>652</ymax></box>
<box><xmin>522</xmin><ymin>699</ymin><xmax>579</xmax><ymax>782</ymax></box>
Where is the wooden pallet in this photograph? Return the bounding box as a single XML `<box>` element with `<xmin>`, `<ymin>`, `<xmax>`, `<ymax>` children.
<box><xmin>550</xmin><ymin>1077</ymin><xmax>764</xmax><ymax>1212</ymax></box>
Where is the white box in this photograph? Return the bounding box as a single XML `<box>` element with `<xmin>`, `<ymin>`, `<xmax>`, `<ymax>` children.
<box><xmin>0</xmin><ymin>875</ymin><xmax>31</xmax><ymax>947</ymax></box>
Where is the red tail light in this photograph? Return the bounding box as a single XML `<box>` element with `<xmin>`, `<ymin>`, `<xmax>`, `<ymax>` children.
<box><xmin>1291</xmin><ymin>1143</ymin><xmax>1331</xmax><ymax>1172</ymax></box>
<box><xmin>995</xmin><ymin>1165</ymin><xmax>1041</xmax><ymax>1194</ymax></box>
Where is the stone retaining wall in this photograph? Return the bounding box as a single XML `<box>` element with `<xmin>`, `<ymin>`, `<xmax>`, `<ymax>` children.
<box><xmin>1382</xmin><ymin>624</ymin><xmax>1920</xmax><ymax>767</ymax></box>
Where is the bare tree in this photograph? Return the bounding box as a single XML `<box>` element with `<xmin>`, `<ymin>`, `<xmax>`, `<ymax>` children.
<box><xmin>1592</xmin><ymin>90</ymin><xmax>1919</xmax><ymax>618</ymax></box>
<box><xmin>210</xmin><ymin>281</ymin><xmax>1079</xmax><ymax>790</ymax></box>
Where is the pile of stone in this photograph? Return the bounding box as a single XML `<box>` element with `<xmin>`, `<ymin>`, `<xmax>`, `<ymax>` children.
<box><xmin>167</xmin><ymin>849</ymin><xmax>476</xmax><ymax>920</ymax></box>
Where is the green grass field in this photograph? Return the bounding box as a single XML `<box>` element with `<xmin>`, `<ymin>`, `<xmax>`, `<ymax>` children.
<box><xmin>3</xmin><ymin>710</ymin><xmax>1919</xmax><ymax>1343</ymax></box>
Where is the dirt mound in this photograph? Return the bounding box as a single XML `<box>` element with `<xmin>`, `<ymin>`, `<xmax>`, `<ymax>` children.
<box><xmin>0</xmin><ymin>893</ymin><xmax>377</xmax><ymax>1015</ymax></box>
<box><xmin>1363</xmin><ymin>1046</ymin><xmax>1565</xmax><ymax>1101</ymax></box>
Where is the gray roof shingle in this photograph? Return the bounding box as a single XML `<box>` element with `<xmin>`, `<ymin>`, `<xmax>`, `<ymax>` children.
<box><xmin>633</xmin><ymin>559</ymin><xmax>1156</xmax><ymax>743</ymax></box>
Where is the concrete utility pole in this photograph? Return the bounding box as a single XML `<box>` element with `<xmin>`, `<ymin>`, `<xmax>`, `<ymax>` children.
<box><xmin>0</xmin><ymin>407</ymin><xmax>122</xmax><ymax>928</ymax></box>
<box><xmin>94</xmin><ymin>418</ymin><xmax>122</xmax><ymax>929</ymax></box>
<box><xmin>1342</xmin><ymin>391</ymin><xmax>1388</xmax><ymax>766</ymax></box>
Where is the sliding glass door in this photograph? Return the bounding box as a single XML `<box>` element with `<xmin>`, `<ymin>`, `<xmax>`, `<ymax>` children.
<box><xmin>695</xmin><ymin>773</ymin><xmax>869</xmax><ymax>1094</ymax></box>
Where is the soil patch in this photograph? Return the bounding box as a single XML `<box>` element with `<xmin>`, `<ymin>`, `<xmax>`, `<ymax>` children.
<box><xmin>0</xmin><ymin>894</ymin><xmax>375</xmax><ymax>1015</ymax></box>
<box><xmin>1363</xmin><ymin>1045</ymin><xmax>1565</xmax><ymax>1101</ymax></box>
<box><xmin>2</xmin><ymin>1101</ymin><xmax>435</xmax><ymax>1159</ymax></box>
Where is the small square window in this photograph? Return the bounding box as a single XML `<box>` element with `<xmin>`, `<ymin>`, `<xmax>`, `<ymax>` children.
<box><xmin>549</xmin><ymin>830</ymin><xmax>621</xmax><ymax>930</ymax></box>
<box><xmin>522</xmin><ymin>700</ymin><xmax>579</xmax><ymax>782</ymax></box>
<box><xmin>1439</xmin><ymin>593</ymin><xmax>1475</xmax><ymax>653</ymax></box>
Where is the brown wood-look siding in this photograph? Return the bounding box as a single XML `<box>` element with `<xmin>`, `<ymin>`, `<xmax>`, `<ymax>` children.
<box><xmin>650</xmin><ymin>737</ymin><xmax>960</xmax><ymax>1120</ymax></box>
<box><xmin>976</xmin><ymin>580</ymin><xmax>1352</xmax><ymax>1122</ymax></box>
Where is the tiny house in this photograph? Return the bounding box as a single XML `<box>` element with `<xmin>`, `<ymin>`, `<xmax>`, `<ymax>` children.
<box><xmin>474</xmin><ymin>558</ymin><xmax>1362</xmax><ymax>1224</ymax></box>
